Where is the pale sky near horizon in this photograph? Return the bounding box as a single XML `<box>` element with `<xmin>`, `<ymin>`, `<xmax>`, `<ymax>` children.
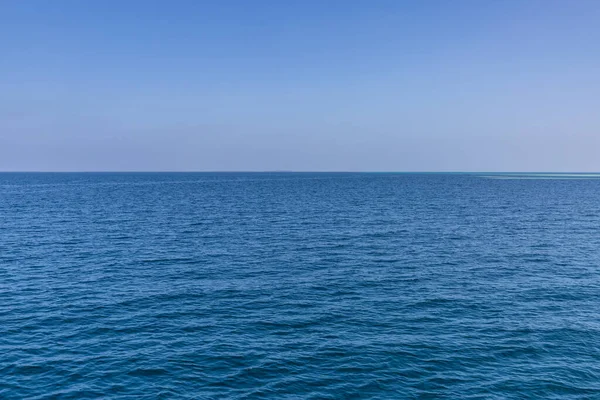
<box><xmin>1</xmin><ymin>0</ymin><xmax>599</xmax><ymax>171</ymax></box>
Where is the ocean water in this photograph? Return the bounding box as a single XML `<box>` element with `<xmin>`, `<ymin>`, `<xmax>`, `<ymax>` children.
<box><xmin>2</xmin><ymin>172</ymin><xmax>600</xmax><ymax>399</ymax></box>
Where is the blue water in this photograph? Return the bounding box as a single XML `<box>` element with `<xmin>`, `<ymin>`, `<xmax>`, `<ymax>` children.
<box><xmin>2</xmin><ymin>172</ymin><xmax>600</xmax><ymax>399</ymax></box>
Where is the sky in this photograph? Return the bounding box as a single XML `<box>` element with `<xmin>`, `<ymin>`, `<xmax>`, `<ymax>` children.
<box><xmin>1</xmin><ymin>0</ymin><xmax>599</xmax><ymax>171</ymax></box>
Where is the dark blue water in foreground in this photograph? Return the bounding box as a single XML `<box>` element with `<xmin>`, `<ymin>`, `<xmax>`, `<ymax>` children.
<box><xmin>2</xmin><ymin>173</ymin><xmax>600</xmax><ymax>399</ymax></box>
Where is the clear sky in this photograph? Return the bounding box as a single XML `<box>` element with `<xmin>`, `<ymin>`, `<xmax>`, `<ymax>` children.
<box><xmin>1</xmin><ymin>0</ymin><xmax>599</xmax><ymax>171</ymax></box>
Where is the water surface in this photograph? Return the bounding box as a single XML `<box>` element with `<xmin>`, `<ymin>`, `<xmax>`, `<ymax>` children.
<box><xmin>2</xmin><ymin>173</ymin><xmax>600</xmax><ymax>398</ymax></box>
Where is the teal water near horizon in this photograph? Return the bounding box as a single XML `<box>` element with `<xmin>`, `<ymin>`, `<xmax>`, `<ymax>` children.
<box><xmin>2</xmin><ymin>172</ymin><xmax>600</xmax><ymax>398</ymax></box>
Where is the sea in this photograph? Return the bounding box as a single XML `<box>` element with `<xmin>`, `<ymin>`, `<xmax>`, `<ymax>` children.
<box><xmin>2</xmin><ymin>172</ymin><xmax>600</xmax><ymax>399</ymax></box>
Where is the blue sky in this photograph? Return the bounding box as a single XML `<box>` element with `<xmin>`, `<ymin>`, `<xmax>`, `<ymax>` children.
<box><xmin>1</xmin><ymin>0</ymin><xmax>599</xmax><ymax>171</ymax></box>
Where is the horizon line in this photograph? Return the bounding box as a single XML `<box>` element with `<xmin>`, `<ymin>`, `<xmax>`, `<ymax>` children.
<box><xmin>2</xmin><ymin>171</ymin><xmax>600</xmax><ymax>174</ymax></box>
